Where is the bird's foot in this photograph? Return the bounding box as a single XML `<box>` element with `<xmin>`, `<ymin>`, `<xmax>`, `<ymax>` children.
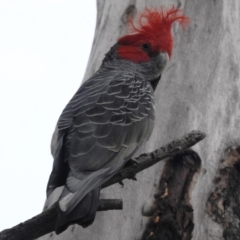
<box><xmin>130</xmin><ymin>174</ymin><xmax>137</xmax><ymax>181</ymax></box>
<box><xmin>125</xmin><ymin>158</ymin><xmax>139</xmax><ymax>167</ymax></box>
<box><xmin>119</xmin><ymin>180</ymin><xmax>124</xmax><ymax>187</ymax></box>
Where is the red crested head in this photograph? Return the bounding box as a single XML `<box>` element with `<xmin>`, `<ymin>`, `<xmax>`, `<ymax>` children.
<box><xmin>117</xmin><ymin>6</ymin><xmax>189</xmax><ymax>63</ymax></box>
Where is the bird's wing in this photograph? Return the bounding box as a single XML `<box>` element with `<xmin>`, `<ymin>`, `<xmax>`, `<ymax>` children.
<box><xmin>56</xmin><ymin>71</ymin><xmax>155</xmax><ymax>213</ymax></box>
<box><xmin>46</xmin><ymin>71</ymin><xmax>115</xmax><ymax>196</ymax></box>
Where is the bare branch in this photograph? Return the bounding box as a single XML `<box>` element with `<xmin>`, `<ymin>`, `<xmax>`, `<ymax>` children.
<box><xmin>0</xmin><ymin>199</ymin><xmax>123</xmax><ymax>240</ymax></box>
<box><xmin>102</xmin><ymin>130</ymin><xmax>206</xmax><ymax>188</ymax></box>
<box><xmin>0</xmin><ymin>130</ymin><xmax>205</xmax><ymax>240</ymax></box>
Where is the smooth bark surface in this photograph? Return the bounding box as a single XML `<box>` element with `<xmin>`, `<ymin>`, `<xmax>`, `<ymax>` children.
<box><xmin>40</xmin><ymin>0</ymin><xmax>240</xmax><ymax>239</ymax></box>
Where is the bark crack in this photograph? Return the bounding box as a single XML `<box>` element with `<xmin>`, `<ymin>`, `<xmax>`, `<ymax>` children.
<box><xmin>141</xmin><ymin>150</ymin><xmax>201</xmax><ymax>240</ymax></box>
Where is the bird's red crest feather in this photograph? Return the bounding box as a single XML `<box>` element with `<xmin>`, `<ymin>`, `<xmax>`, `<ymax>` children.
<box><xmin>117</xmin><ymin>6</ymin><xmax>189</xmax><ymax>62</ymax></box>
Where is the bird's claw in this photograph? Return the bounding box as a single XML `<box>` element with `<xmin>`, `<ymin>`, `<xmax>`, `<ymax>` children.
<box><xmin>128</xmin><ymin>158</ymin><xmax>139</xmax><ymax>166</ymax></box>
<box><xmin>131</xmin><ymin>175</ymin><xmax>137</xmax><ymax>181</ymax></box>
<box><xmin>119</xmin><ymin>180</ymin><xmax>124</xmax><ymax>187</ymax></box>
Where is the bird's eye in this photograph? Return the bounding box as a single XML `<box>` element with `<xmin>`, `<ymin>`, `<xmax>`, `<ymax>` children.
<box><xmin>142</xmin><ymin>43</ymin><xmax>151</xmax><ymax>52</ymax></box>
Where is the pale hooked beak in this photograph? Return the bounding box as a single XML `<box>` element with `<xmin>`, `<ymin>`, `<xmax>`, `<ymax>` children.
<box><xmin>152</xmin><ymin>52</ymin><xmax>169</xmax><ymax>72</ymax></box>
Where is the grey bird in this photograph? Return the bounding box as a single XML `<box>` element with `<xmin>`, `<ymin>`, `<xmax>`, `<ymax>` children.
<box><xmin>45</xmin><ymin>7</ymin><xmax>188</xmax><ymax>234</ymax></box>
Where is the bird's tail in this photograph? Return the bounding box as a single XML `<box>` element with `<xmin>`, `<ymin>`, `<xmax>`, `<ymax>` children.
<box><xmin>55</xmin><ymin>187</ymin><xmax>100</xmax><ymax>234</ymax></box>
<box><xmin>53</xmin><ymin>164</ymin><xmax>122</xmax><ymax>234</ymax></box>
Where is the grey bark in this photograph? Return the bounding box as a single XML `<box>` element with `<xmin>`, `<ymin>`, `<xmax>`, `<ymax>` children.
<box><xmin>39</xmin><ymin>0</ymin><xmax>240</xmax><ymax>240</ymax></box>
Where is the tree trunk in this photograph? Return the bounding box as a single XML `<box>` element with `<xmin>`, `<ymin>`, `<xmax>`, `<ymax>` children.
<box><xmin>39</xmin><ymin>0</ymin><xmax>240</xmax><ymax>239</ymax></box>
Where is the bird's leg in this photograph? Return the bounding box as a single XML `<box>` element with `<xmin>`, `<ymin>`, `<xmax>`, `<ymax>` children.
<box><xmin>123</xmin><ymin>158</ymin><xmax>138</xmax><ymax>181</ymax></box>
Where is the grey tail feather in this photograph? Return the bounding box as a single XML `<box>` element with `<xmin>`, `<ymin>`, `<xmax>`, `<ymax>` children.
<box><xmin>55</xmin><ymin>187</ymin><xmax>100</xmax><ymax>234</ymax></box>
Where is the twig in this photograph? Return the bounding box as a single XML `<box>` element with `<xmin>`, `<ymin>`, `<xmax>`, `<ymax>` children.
<box><xmin>0</xmin><ymin>130</ymin><xmax>205</xmax><ymax>240</ymax></box>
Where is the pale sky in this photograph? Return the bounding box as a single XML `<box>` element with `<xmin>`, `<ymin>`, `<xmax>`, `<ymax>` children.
<box><xmin>0</xmin><ymin>0</ymin><xmax>96</xmax><ymax>230</ymax></box>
